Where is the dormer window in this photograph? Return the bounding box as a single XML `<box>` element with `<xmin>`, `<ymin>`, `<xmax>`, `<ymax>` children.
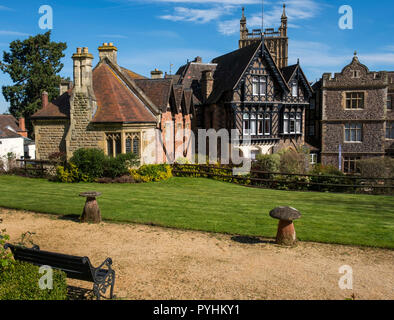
<box><xmin>252</xmin><ymin>76</ymin><xmax>267</xmax><ymax>96</ymax></box>
<box><xmin>291</xmin><ymin>81</ymin><xmax>298</xmax><ymax>97</ymax></box>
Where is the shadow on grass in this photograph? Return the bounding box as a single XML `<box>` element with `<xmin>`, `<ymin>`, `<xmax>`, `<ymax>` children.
<box><xmin>231</xmin><ymin>235</ymin><xmax>275</xmax><ymax>245</ymax></box>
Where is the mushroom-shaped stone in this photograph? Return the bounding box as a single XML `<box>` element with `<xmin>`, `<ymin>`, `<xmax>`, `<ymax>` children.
<box><xmin>79</xmin><ymin>191</ymin><xmax>102</xmax><ymax>223</ymax></box>
<box><xmin>269</xmin><ymin>207</ymin><xmax>301</xmax><ymax>246</ymax></box>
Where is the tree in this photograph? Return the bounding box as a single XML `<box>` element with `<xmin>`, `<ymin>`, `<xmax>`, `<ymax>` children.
<box><xmin>0</xmin><ymin>31</ymin><xmax>67</xmax><ymax>135</ymax></box>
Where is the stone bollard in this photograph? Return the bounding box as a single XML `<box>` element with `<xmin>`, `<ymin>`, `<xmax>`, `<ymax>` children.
<box><xmin>79</xmin><ymin>191</ymin><xmax>102</xmax><ymax>224</ymax></box>
<box><xmin>269</xmin><ymin>206</ymin><xmax>301</xmax><ymax>246</ymax></box>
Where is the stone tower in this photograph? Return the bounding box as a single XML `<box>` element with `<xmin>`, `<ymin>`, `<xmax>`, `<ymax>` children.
<box><xmin>239</xmin><ymin>4</ymin><xmax>288</xmax><ymax>69</ymax></box>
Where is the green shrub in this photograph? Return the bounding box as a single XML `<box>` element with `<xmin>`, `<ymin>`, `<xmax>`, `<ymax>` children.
<box><xmin>0</xmin><ymin>220</ymin><xmax>12</xmax><ymax>271</ymax></box>
<box><xmin>252</xmin><ymin>154</ymin><xmax>280</xmax><ymax>173</ymax></box>
<box><xmin>357</xmin><ymin>157</ymin><xmax>394</xmax><ymax>179</ymax></box>
<box><xmin>279</xmin><ymin>148</ymin><xmax>308</xmax><ymax>174</ymax></box>
<box><xmin>130</xmin><ymin>164</ymin><xmax>173</xmax><ymax>182</ymax></box>
<box><xmin>56</xmin><ymin>163</ymin><xmax>89</xmax><ymax>183</ymax></box>
<box><xmin>103</xmin><ymin>153</ymin><xmax>139</xmax><ymax>179</ymax></box>
<box><xmin>0</xmin><ymin>261</ymin><xmax>68</xmax><ymax>300</ymax></box>
<box><xmin>70</xmin><ymin>148</ymin><xmax>106</xmax><ymax>181</ymax></box>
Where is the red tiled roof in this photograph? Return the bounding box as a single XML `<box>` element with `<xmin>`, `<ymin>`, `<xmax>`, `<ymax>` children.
<box><xmin>92</xmin><ymin>63</ymin><xmax>156</xmax><ymax>123</ymax></box>
<box><xmin>31</xmin><ymin>91</ymin><xmax>71</xmax><ymax>119</ymax></box>
<box><xmin>120</xmin><ymin>67</ymin><xmax>147</xmax><ymax>80</ymax></box>
<box><xmin>134</xmin><ymin>78</ymin><xmax>173</xmax><ymax>113</ymax></box>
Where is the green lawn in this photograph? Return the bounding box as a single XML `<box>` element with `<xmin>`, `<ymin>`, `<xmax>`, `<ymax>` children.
<box><xmin>0</xmin><ymin>175</ymin><xmax>393</xmax><ymax>248</ymax></box>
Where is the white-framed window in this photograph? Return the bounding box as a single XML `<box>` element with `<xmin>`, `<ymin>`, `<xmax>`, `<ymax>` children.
<box><xmin>291</xmin><ymin>81</ymin><xmax>298</xmax><ymax>97</ymax></box>
<box><xmin>264</xmin><ymin>114</ymin><xmax>271</xmax><ymax>136</ymax></box>
<box><xmin>296</xmin><ymin>114</ymin><xmax>302</xmax><ymax>134</ymax></box>
<box><xmin>283</xmin><ymin>112</ymin><xmax>302</xmax><ymax>134</ymax></box>
<box><xmin>345</xmin><ymin>123</ymin><xmax>362</xmax><ymax>142</ymax></box>
<box><xmin>250</xmin><ymin>114</ymin><xmax>257</xmax><ymax>135</ymax></box>
<box><xmin>252</xmin><ymin>76</ymin><xmax>267</xmax><ymax>96</ymax></box>
<box><xmin>243</xmin><ymin>113</ymin><xmax>250</xmax><ymax>135</ymax></box>
<box><xmin>310</xmin><ymin>153</ymin><xmax>318</xmax><ymax>165</ymax></box>
<box><xmin>283</xmin><ymin>113</ymin><xmax>289</xmax><ymax>134</ymax></box>
<box><xmin>386</xmin><ymin>122</ymin><xmax>394</xmax><ymax>139</ymax></box>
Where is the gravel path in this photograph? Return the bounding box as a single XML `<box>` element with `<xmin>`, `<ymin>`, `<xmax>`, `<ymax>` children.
<box><xmin>1</xmin><ymin>208</ymin><xmax>393</xmax><ymax>300</ymax></box>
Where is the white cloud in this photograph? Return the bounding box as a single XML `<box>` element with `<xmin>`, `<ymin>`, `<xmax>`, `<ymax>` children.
<box><xmin>288</xmin><ymin>40</ymin><xmax>394</xmax><ymax>81</ymax></box>
<box><xmin>0</xmin><ymin>5</ymin><xmax>12</xmax><ymax>11</ymax></box>
<box><xmin>160</xmin><ymin>6</ymin><xmax>233</xmax><ymax>23</ymax></box>
<box><xmin>219</xmin><ymin>0</ymin><xmax>321</xmax><ymax>35</ymax></box>
<box><xmin>98</xmin><ymin>34</ymin><xmax>128</xmax><ymax>39</ymax></box>
<box><xmin>0</xmin><ymin>30</ymin><xmax>29</xmax><ymax>37</ymax></box>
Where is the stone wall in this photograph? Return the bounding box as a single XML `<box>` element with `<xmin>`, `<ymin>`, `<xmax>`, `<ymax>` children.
<box><xmin>33</xmin><ymin>120</ymin><xmax>69</xmax><ymax>160</ymax></box>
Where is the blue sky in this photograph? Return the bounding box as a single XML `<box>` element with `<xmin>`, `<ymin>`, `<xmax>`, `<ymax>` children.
<box><xmin>0</xmin><ymin>0</ymin><xmax>393</xmax><ymax>114</ymax></box>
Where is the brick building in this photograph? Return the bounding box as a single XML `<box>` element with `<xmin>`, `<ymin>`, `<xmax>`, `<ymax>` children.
<box><xmin>31</xmin><ymin>43</ymin><xmax>194</xmax><ymax>164</ymax></box>
<box><xmin>309</xmin><ymin>52</ymin><xmax>394</xmax><ymax>173</ymax></box>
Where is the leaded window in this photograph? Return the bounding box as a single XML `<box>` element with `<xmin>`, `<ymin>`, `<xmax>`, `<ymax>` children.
<box><xmin>125</xmin><ymin>132</ymin><xmax>141</xmax><ymax>157</ymax></box>
<box><xmin>106</xmin><ymin>133</ymin><xmax>121</xmax><ymax>158</ymax></box>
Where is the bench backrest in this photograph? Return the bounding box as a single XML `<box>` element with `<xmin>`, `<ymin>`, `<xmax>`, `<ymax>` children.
<box><xmin>4</xmin><ymin>244</ymin><xmax>95</xmax><ymax>282</ymax></box>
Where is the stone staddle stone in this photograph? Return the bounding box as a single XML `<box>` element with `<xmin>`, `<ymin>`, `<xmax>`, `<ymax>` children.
<box><xmin>79</xmin><ymin>191</ymin><xmax>102</xmax><ymax>224</ymax></box>
<box><xmin>269</xmin><ymin>206</ymin><xmax>301</xmax><ymax>221</ymax></box>
<box><xmin>269</xmin><ymin>207</ymin><xmax>301</xmax><ymax>246</ymax></box>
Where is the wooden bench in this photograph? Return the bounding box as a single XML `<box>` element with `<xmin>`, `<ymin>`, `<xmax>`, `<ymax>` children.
<box><xmin>4</xmin><ymin>243</ymin><xmax>115</xmax><ymax>300</ymax></box>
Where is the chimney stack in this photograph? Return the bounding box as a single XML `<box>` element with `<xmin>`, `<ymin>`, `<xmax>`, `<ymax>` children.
<box><xmin>151</xmin><ymin>68</ymin><xmax>163</xmax><ymax>79</ymax></box>
<box><xmin>98</xmin><ymin>42</ymin><xmax>118</xmax><ymax>65</ymax></box>
<box><xmin>201</xmin><ymin>70</ymin><xmax>214</xmax><ymax>102</ymax></box>
<box><xmin>194</xmin><ymin>56</ymin><xmax>202</xmax><ymax>63</ymax></box>
<box><xmin>18</xmin><ymin>118</ymin><xmax>28</xmax><ymax>138</ymax></box>
<box><xmin>42</xmin><ymin>91</ymin><xmax>48</xmax><ymax>108</ymax></box>
<box><xmin>59</xmin><ymin>80</ymin><xmax>73</xmax><ymax>96</ymax></box>
<box><xmin>72</xmin><ymin>47</ymin><xmax>94</xmax><ymax>91</ymax></box>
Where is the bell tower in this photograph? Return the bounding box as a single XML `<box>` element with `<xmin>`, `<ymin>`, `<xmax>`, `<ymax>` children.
<box><xmin>238</xmin><ymin>4</ymin><xmax>289</xmax><ymax>69</ymax></box>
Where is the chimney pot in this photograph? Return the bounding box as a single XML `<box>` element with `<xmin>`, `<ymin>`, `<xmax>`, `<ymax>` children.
<box><xmin>42</xmin><ymin>91</ymin><xmax>48</xmax><ymax>108</ymax></box>
<box><xmin>104</xmin><ymin>43</ymin><xmax>108</xmax><ymax>46</ymax></box>
<box><xmin>83</xmin><ymin>47</ymin><xmax>89</xmax><ymax>54</ymax></box>
<box><xmin>109</xmin><ymin>42</ymin><xmax>113</xmax><ymax>46</ymax></box>
<box><xmin>77</xmin><ymin>47</ymin><xmax>82</xmax><ymax>54</ymax></box>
